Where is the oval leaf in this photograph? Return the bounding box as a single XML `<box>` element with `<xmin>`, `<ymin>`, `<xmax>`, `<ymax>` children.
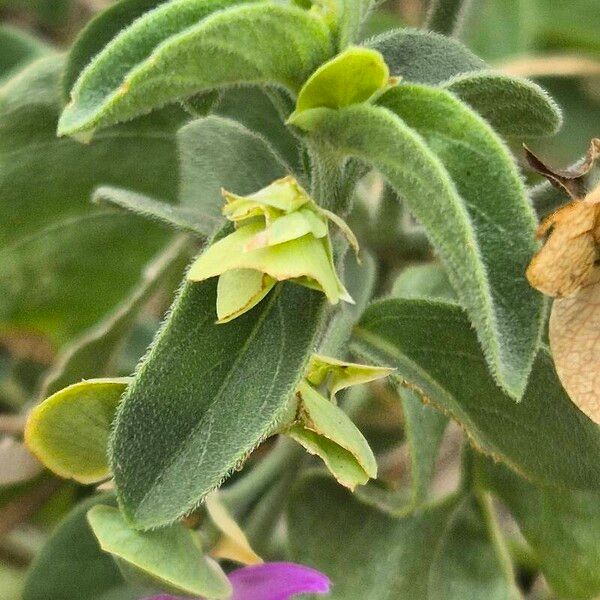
<box><xmin>443</xmin><ymin>71</ymin><xmax>562</xmax><ymax>137</ymax></box>
<box><xmin>111</xmin><ymin>278</ymin><xmax>326</xmax><ymax>528</ymax></box>
<box><xmin>59</xmin><ymin>3</ymin><xmax>333</xmax><ymax>135</ymax></box>
<box><xmin>366</xmin><ymin>28</ymin><xmax>485</xmax><ymax>85</ymax></box>
<box><xmin>25</xmin><ymin>379</ymin><xmax>129</xmax><ymax>484</ymax></box>
<box><xmin>377</xmin><ymin>84</ymin><xmax>542</xmax><ymax>397</ymax></box>
<box><xmin>290</xmin><ymin>90</ymin><xmax>541</xmax><ymax>398</ymax></box>
<box><xmin>352</xmin><ymin>298</ymin><xmax>600</xmax><ymax>491</ymax></box>
<box><xmin>87</xmin><ymin>505</ymin><xmax>231</xmax><ymax>598</ymax></box>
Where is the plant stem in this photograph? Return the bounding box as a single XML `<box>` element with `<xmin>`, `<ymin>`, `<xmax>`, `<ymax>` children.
<box><xmin>425</xmin><ymin>0</ymin><xmax>474</xmax><ymax>37</ymax></box>
<box><xmin>220</xmin><ymin>437</ymin><xmax>304</xmax><ymax>516</ymax></box>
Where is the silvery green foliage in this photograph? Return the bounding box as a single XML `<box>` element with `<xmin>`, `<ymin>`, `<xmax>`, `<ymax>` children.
<box><xmin>3</xmin><ymin>0</ymin><xmax>598</xmax><ymax>598</ymax></box>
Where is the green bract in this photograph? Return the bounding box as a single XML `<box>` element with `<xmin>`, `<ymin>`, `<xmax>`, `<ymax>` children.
<box><xmin>187</xmin><ymin>176</ymin><xmax>357</xmax><ymax>322</ymax></box>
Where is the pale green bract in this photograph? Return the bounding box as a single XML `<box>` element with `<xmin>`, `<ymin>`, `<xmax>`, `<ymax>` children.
<box><xmin>187</xmin><ymin>176</ymin><xmax>357</xmax><ymax>322</ymax></box>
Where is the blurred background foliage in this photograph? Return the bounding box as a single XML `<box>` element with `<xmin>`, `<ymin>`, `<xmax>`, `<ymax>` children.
<box><xmin>0</xmin><ymin>0</ymin><xmax>598</xmax><ymax>598</ymax></box>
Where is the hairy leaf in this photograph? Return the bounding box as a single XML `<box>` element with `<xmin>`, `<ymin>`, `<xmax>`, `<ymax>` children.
<box><xmin>63</xmin><ymin>0</ymin><xmax>168</xmax><ymax>98</ymax></box>
<box><xmin>111</xmin><ymin>279</ymin><xmax>326</xmax><ymax>528</ymax></box>
<box><xmin>25</xmin><ymin>379</ymin><xmax>129</xmax><ymax>483</ymax></box>
<box><xmin>88</xmin><ymin>505</ymin><xmax>231</xmax><ymax>597</ymax></box>
<box><xmin>0</xmin><ymin>25</ymin><xmax>51</xmax><ymax>82</ymax></box>
<box><xmin>335</xmin><ymin>0</ymin><xmax>374</xmax><ymax>49</ymax></box>
<box><xmin>443</xmin><ymin>71</ymin><xmax>561</xmax><ymax>137</ymax></box>
<box><xmin>59</xmin><ymin>4</ymin><xmax>333</xmax><ymax>135</ymax></box>
<box><xmin>94</xmin><ymin>187</ymin><xmax>218</xmax><ymax>235</ymax></box>
<box><xmin>291</xmin><ymin>91</ymin><xmax>540</xmax><ymax>398</ymax></box>
<box><xmin>392</xmin><ymin>264</ymin><xmax>455</xmax><ymax>301</ymax></box>
<box><xmin>0</xmin><ymin>213</ymin><xmax>169</xmax><ymax>344</ymax></box>
<box><xmin>179</xmin><ymin>116</ymin><xmax>289</xmax><ymax>219</ymax></box>
<box><xmin>377</xmin><ymin>84</ymin><xmax>542</xmax><ymax>396</ymax></box>
<box><xmin>23</xmin><ymin>494</ymin><xmax>138</xmax><ymax>600</ymax></box>
<box><xmin>366</xmin><ymin>28</ymin><xmax>484</xmax><ymax>85</ymax></box>
<box><xmin>425</xmin><ymin>0</ymin><xmax>473</xmax><ymax>37</ymax></box>
<box><xmin>352</xmin><ymin>298</ymin><xmax>600</xmax><ymax>491</ymax></box>
<box><xmin>477</xmin><ymin>456</ymin><xmax>600</xmax><ymax>600</ymax></box>
<box><xmin>0</xmin><ymin>55</ymin><xmax>182</xmax><ymax>246</ymax></box>
<box><xmin>41</xmin><ymin>238</ymin><xmax>188</xmax><ymax>398</ymax></box>
<box><xmin>288</xmin><ymin>473</ymin><xmax>519</xmax><ymax>599</ymax></box>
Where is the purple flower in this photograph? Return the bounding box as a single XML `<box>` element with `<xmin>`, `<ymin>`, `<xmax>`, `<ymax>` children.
<box><xmin>143</xmin><ymin>562</ymin><xmax>330</xmax><ymax>600</ymax></box>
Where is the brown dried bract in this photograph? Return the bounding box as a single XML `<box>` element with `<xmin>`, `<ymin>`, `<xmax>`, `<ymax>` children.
<box><xmin>550</xmin><ymin>284</ymin><xmax>600</xmax><ymax>424</ymax></box>
<box><xmin>525</xmin><ymin>138</ymin><xmax>600</xmax><ymax>199</ymax></box>
<box><xmin>526</xmin><ymin>184</ymin><xmax>600</xmax><ymax>298</ymax></box>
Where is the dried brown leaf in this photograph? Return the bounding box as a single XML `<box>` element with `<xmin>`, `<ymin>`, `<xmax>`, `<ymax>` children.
<box><xmin>526</xmin><ymin>185</ymin><xmax>600</xmax><ymax>297</ymax></box>
<box><xmin>550</xmin><ymin>283</ymin><xmax>600</xmax><ymax>424</ymax></box>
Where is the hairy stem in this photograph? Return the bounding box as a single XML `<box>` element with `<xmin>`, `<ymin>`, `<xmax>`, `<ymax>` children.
<box><xmin>425</xmin><ymin>0</ymin><xmax>474</xmax><ymax>37</ymax></box>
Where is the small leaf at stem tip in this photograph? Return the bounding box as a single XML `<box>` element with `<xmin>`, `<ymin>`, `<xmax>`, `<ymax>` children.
<box><xmin>293</xmin><ymin>46</ymin><xmax>392</xmax><ymax>114</ymax></box>
<box><xmin>187</xmin><ymin>177</ymin><xmax>356</xmax><ymax>321</ymax></box>
<box><xmin>205</xmin><ymin>492</ymin><xmax>263</xmax><ymax>566</ymax></box>
<box><xmin>306</xmin><ymin>353</ymin><xmax>394</xmax><ymax>400</ymax></box>
<box><xmin>24</xmin><ymin>378</ymin><xmax>129</xmax><ymax>484</ymax></box>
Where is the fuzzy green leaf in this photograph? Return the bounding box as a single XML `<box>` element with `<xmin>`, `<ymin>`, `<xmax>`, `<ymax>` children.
<box><xmin>40</xmin><ymin>238</ymin><xmax>188</xmax><ymax>398</ymax></box>
<box><xmin>392</xmin><ymin>264</ymin><xmax>455</xmax><ymax>301</ymax></box>
<box><xmin>25</xmin><ymin>379</ymin><xmax>129</xmax><ymax>483</ymax></box>
<box><xmin>23</xmin><ymin>494</ymin><xmax>139</xmax><ymax>600</ymax></box>
<box><xmin>0</xmin><ymin>25</ymin><xmax>51</xmax><ymax>82</ymax></box>
<box><xmin>0</xmin><ymin>213</ymin><xmax>169</xmax><ymax>344</ymax></box>
<box><xmin>377</xmin><ymin>84</ymin><xmax>542</xmax><ymax>396</ymax></box>
<box><xmin>477</xmin><ymin>456</ymin><xmax>600</xmax><ymax>600</ymax></box>
<box><xmin>179</xmin><ymin>116</ymin><xmax>290</xmax><ymax>219</ymax></box>
<box><xmin>94</xmin><ymin>186</ymin><xmax>218</xmax><ymax>235</ymax></box>
<box><xmin>288</xmin><ymin>473</ymin><xmax>519</xmax><ymax>599</ymax></box>
<box><xmin>59</xmin><ymin>3</ymin><xmax>334</xmax><ymax>135</ymax></box>
<box><xmin>63</xmin><ymin>0</ymin><xmax>167</xmax><ymax>98</ymax></box>
<box><xmin>88</xmin><ymin>505</ymin><xmax>231</xmax><ymax>598</ymax></box>
<box><xmin>443</xmin><ymin>71</ymin><xmax>562</xmax><ymax>137</ymax></box>
<box><xmin>111</xmin><ymin>278</ymin><xmax>326</xmax><ymax>528</ymax></box>
<box><xmin>366</xmin><ymin>28</ymin><xmax>485</xmax><ymax>85</ymax></box>
<box><xmin>291</xmin><ymin>88</ymin><xmax>541</xmax><ymax>398</ymax></box>
<box><xmin>335</xmin><ymin>0</ymin><xmax>375</xmax><ymax>49</ymax></box>
<box><xmin>352</xmin><ymin>298</ymin><xmax>600</xmax><ymax>491</ymax></box>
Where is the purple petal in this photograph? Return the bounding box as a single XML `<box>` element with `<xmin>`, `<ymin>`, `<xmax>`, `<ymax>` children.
<box><xmin>229</xmin><ymin>562</ymin><xmax>330</xmax><ymax>600</ymax></box>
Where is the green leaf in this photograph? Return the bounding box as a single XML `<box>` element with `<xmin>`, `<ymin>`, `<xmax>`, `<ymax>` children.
<box><xmin>424</xmin><ymin>0</ymin><xmax>473</xmax><ymax>37</ymax></box>
<box><xmin>40</xmin><ymin>238</ymin><xmax>189</xmax><ymax>398</ymax></box>
<box><xmin>0</xmin><ymin>25</ymin><xmax>51</xmax><ymax>82</ymax></box>
<box><xmin>477</xmin><ymin>456</ymin><xmax>600</xmax><ymax>600</ymax></box>
<box><xmin>366</xmin><ymin>28</ymin><xmax>485</xmax><ymax>85</ymax></box>
<box><xmin>392</xmin><ymin>264</ymin><xmax>455</xmax><ymax>301</ymax></box>
<box><xmin>291</xmin><ymin>86</ymin><xmax>542</xmax><ymax>399</ymax></box>
<box><xmin>335</xmin><ymin>0</ymin><xmax>374</xmax><ymax>50</ymax></box>
<box><xmin>0</xmin><ymin>55</ymin><xmax>182</xmax><ymax>246</ymax></box>
<box><xmin>398</xmin><ymin>387</ymin><xmax>448</xmax><ymax>506</ymax></box>
<box><xmin>287</xmin><ymin>380</ymin><xmax>377</xmax><ymax>490</ymax></box>
<box><xmin>378</xmin><ymin>84</ymin><xmax>542</xmax><ymax>398</ymax></box>
<box><xmin>94</xmin><ymin>186</ymin><xmax>218</xmax><ymax>235</ymax></box>
<box><xmin>24</xmin><ymin>494</ymin><xmax>138</xmax><ymax>600</ymax></box>
<box><xmin>59</xmin><ymin>3</ymin><xmax>334</xmax><ymax>135</ymax></box>
<box><xmin>63</xmin><ymin>0</ymin><xmax>168</xmax><ymax>99</ymax></box>
<box><xmin>352</xmin><ymin>298</ymin><xmax>600</xmax><ymax>491</ymax></box>
<box><xmin>443</xmin><ymin>71</ymin><xmax>562</xmax><ymax>137</ymax></box>
<box><xmin>111</xmin><ymin>278</ymin><xmax>326</xmax><ymax>528</ymax></box>
<box><xmin>294</xmin><ymin>46</ymin><xmax>389</xmax><ymax>114</ymax></box>
<box><xmin>288</xmin><ymin>473</ymin><xmax>519</xmax><ymax>599</ymax></box>
<box><xmin>0</xmin><ymin>213</ymin><xmax>169</xmax><ymax>344</ymax></box>
<box><xmin>179</xmin><ymin>116</ymin><xmax>290</xmax><ymax>220</ymax></box>
<box><xmin>25</xmin><ymin>379</ymin><xmax>129</xmax><ymax>483</ymax></box>
<box><xmin>216</xmin><ymin>87</ymin><xmax>301</xmax><ymax>172</ymax></box>
<box><xmin>87</xmin><ymin>505</ymin><xmax>231</xmax><ymax>598</ymax></box>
